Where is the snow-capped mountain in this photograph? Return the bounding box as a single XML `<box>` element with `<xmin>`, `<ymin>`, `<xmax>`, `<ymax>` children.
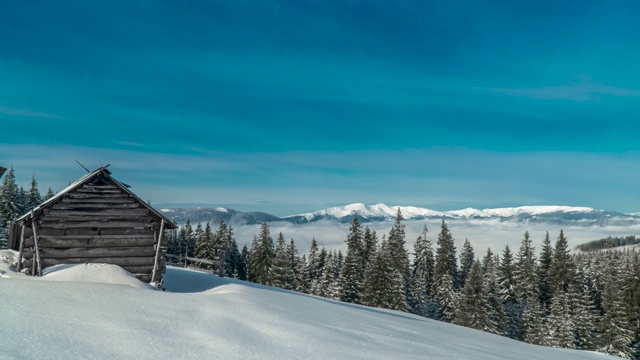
<box><xmin>161</xmin><ymin>203</ymin><xmax>639</xmax><ymax>227</ymax></box>
<box><xmin>285</xmin><ymin>203</ymin><xmax>625</xmax><ymax>225</ymax></box>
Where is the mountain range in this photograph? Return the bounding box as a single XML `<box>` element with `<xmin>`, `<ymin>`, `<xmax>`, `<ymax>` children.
<box><xmin>160</xmin><ymin>203</ymin><xmax>640</xmax><ymax>227</ymax></box>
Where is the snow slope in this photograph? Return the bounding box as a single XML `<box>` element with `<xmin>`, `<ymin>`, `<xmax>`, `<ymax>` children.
<box><xmin>0</xmin><ymin>250</ymin><xmax>619</xmax><ymax>360</ymax></box>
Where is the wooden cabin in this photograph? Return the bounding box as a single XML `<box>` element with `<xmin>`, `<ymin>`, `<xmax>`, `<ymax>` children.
<box><xmin>9</xmin><ymin>166</ymin><xmax>177</xmax><ymax>284</ymax></box>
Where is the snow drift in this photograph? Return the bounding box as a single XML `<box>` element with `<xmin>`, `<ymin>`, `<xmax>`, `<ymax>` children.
<box><xmin>0</xmin><ymin>250</ymin><xmax>619</xmax><ymax>359</ymax></box>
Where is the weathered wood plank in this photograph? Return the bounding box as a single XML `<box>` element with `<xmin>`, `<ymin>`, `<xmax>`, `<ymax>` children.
<box><xmin>41</xmin><ymin>257</ymin><xmax>156</xmax><ymax>267</ymax></box>
<box><xmin>51</xmin><ymin>203</ymin><xmax>140</xmax><ymax>210</ymax></box>
<box><xmin>60</xmin><ymin>194</ymin><xmax>135</xmax><ymax>204</ymax></box>
<box><xmin>40</xmin><ymin>216</ymin><xmax>154</xmax><ymax>223</ymax></box>
<box><xmin>40</xmin><ymin>221</ymin><xmax>154</xmax><ymax>229</ymax></box>
<box><xmin>65</xmin><ymin>193</ymin><xmax>131</xmax><ymax>199</ymax></box>
<box><xmin>25</xmin><ymin>236</ymin><xmax>157</xmax><ymax>248</ymax></box>
<box><xmin>81</xmin><ymin>185</ymin><xmax>118</xmax><ymax>190</ymax></box>
<box><xmin>31</xmin><ymin>246</ymin><xmax>157</xmax><ymax>258</ymax></box>
<box><xmin>44</xmin><ymin>208</ymin><xmax>150</xmax><ymax>217</ymax></box>
<box><xmin>75</xmin><ymin>188</ymin><xmax>122</xmax><ymax>194</ymax></box>
<box><xmin>38</xmin><ymin>227</ymin><xmax>152</xmax><ymax>237</ymax></box>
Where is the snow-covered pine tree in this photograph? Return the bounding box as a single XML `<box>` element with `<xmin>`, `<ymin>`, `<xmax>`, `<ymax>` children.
<box><xmin>459</xmin><ymin>239</ymin><xmax>475</xmax><ymax>289</ymax></box>
<box><xmin>482</xmin><ymin>248</ymin><xmax>506</xmax><ymax>335</ymax></box>
<box><xmin>387</xmin><ymin>208</ymin><xmax>410</xmax><ymax>280</ymax></box>
<box><xmin>26</xmin><ymin>174</ymin><xmax>42</xmax><ymax>210</ymax></box>
<box><xmin>545</xmin><ymin>289</ymin><xmax>575</xmax><ymax>349</ymax></box>
<box><xmin>568</xmin><ymin>284</ymin><xmax>596</xmax><ymax>350</ymax></box>
<box><xmin>498</xmin><ymin>245</ymin><xmax>521</xmax><ymax>340</ymax></box>
<box><xmin>249</xmin><ymin>222</ymin><xmax>275</xmax><ymax>286</ymax></box>
<box><xmin>287</xmin><ymin>239</ymin><xmax>299</xmax><ymax>290</ymax></box>
<box><xmin>411</xmin><ymin>224</ymin><xmax>434</xmax><ymax>317</ymax></box>
<box><xmin>520</xmin><ymin>299</ymin><xmax>546</xmax><ymax>345</ymax></box>
<box><xmin>307</xmin><ymin>238</ymin><xmax>320</xmax><ymax>284</ymax></box>
<box><xmin>433</xmin><ymin>219</ymin><xmax>458</xmax><ymax>293</ymax></box>
<box><xmin>454</xmin><ymin>260</ymin><xmax>496</xmax><ymax>333</ymax></box>
<box><xmin>549</xmin><ymin>230</ymin><xmax>574</xmax><ymax>296</ymax></box>
<box><xmin>362</xmin><ymin>226</ymin><xmax>378</xmax><ymax>270</ymax></box>
<box><xmin>295</xmin><ymin>254</ymin><xmax>310</xmax><ymax>294</ymax></box>
<box><xmin>538</xmin><ymin>231</ymin><xmax>553</xmax><ymax>307</ymax></box>
<box><xmin>194</xmin><ymin>222</ymin><xmax>215</xmax><ymax>269</ymax></box>
<box><xmin>596</xmin><ymin>251</ymin><xmax>634</xmax><ymax>359</ymax></box>
<box><xmin>0</xmin><ymin>166</ymin><xmax>18</xmax><ymax>249</ymax></box>
<box><xmin>183</xmin><ymin>219</ymin><xmax>195</xmax><ymax>259</ymax></box>
<box><xmin>44</xmin><ymin>186</ymin><xmax>55</xmax><ymax>200</ymax></box>
<box><xmin>272</xmin><ymin>232</ymin><xmax>295</xmax><ymax>290</ymax></box>
<box><xmin>339</xmin><ymin>214</ymin><xmax>364</xmax><ymax>303</ymax></box>
<box><xmin>514</xmin><ymin>231</ymin><xmax>539</xmax><ymax>303</ymax></box>
<box><xmin>316</xmin><ymin>250</ymin><xmax>339</xmax><ymax>299</ymax></box>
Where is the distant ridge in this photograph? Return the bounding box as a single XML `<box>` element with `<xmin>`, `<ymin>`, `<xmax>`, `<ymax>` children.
<box><xmin>161</xmin><ymin>203</ymin><xmax>640</xmax><ymax>227</ymax></box>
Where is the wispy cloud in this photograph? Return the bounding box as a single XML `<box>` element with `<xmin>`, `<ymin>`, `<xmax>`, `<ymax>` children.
<box><xmin>115</xmin><ymin>141</ymin><xmax>145</xmax><ymax>147</ymax></box>
<box><xmin>478</xmin><ymin>81</ymin><xmax>640</xmax><ymax>101</ymax></box>
<box><xmin>0</xmin><ymin>105</ymin><xmax>58</xmax><ymax>118</ymax></box>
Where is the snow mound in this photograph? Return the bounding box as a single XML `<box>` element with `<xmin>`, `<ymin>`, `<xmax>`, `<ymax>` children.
<box><xmin>41</xmin><ymin>263</ymin><xmax>154</xmax><ymax>289</ymax></box>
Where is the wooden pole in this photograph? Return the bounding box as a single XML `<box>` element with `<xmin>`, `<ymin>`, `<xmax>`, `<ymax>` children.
<box><xmin>16</xmin><ymin>224</ymin><xmax>25</xmax><ymax>272</ymax></box>
<box><xmin>218</xmin><ymin>250</ymin><xmax>225</xmax><ymax>277</ymax></box>
<box><xmin>151</xmin><ymin>219</ymin><xmax>164</xmax><ymax>284</ymax></box>
<box><xmin>31</xmin><ymin>212</ymin><xmax>42</xmax><ymax>277</ymax></box>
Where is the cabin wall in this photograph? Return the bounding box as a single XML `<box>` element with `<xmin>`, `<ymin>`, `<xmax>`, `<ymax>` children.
<box><xmin>19</xmin><ymin>180</ymin><xmax>167</xmax><ymax>283</ymax></box>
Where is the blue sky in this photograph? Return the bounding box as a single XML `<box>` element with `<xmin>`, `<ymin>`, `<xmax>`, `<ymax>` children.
<box><xmin>2</xmin><ymin>1</ymin><xmax>640</xmax><ymax>216</ymax></box>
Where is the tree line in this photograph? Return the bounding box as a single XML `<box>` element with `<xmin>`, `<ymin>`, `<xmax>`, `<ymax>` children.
<box><xmin>0</xmin><ymin>166</ymin><xmax>53</xmax><ymax>248</ymax></box>
<box><xmin>575</xmin><ymin>235</ymin><xmax>640</xmax><ymax>252</ymax></box>
<box><xmin>170</xmin><ymin>210</ymin><xmax>640</xmax><ymax>359</ymax></box>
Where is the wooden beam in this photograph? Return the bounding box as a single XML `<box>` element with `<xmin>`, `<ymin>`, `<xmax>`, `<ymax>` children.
<box><xmin>44</xmin><ymin>209</ymin><xmax>150</xmax><ymax>217</ymax></box>
<box><xmin>51</xmin><ymin>203</ymin><xmax>140</xmax><ymax>210</ymax></box>
<box><xmin>39</xmin><ymin>221</ymin><xmax>154</xmax><ymax>229</ymax></box>
<box><xmin>31</xmin><ymin>213</ymin><xmax>42</xmax><ymax>277</ymax></box>
<box><xmin>16</xmin><ymin>225</ymin><xmax>25</xmax><ymax>272</ymax></box>
<box><xmin>65</xmin><ymin>193</ymin><xmax>131</xmax><ymax>199</ymax></box>
<box><xmin>24</xmin><ymin>236</ymin><xmax>156</xmax><ymax>248</ymax></box>
<box><xmin>151</xmin><ymin>219</ymin><xmax>165</xmax><ymax>283</ymax></box>
<box><xmin>29</xmin><ymin>246</ymin><xmax>157</xmax><ymax>258</ymax></box>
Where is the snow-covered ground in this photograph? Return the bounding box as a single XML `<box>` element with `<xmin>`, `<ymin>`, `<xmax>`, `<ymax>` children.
<box><xmin>0</xmin><ymin>250</ymin><xmax>620</xmax><ymax>359</ymax></box>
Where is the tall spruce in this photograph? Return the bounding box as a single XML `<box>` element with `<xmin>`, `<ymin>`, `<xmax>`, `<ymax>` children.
<box><xmin>454</xmin><ymin>260</ymin><xmax>496</xmax><ymax>332</ymax></box>
<box><xmin>549</xmin><ymin>230</ymin><xmax>574</xmax><ymax>295</ymax></box>
<box><xmin>433</xmin><ymin>219</ymin><xmax>458</xmax><ymax>293</ymax></box>
<box><xmin>459</xmin><ymin>239</ymin><xmax>475</xmax><ymax>289</ymax></box>
<box><xmin>538</xmin><ymin>231</ymin><xmax>553</xmax><ymax>307</ymax></box>
<box><xmin>26</xmin><ymin>174</ymin><xmax>42</xmax><ymax>210</ymax></box>
<box><xmin>411</xmin><ymin>224</ymin><xmax>435</xmax><ymax>316</ymax></box>
<box><xmin>514</xmin><ymin>231</ymin><xmax>539</xmax><ymax>303</ymax></box>
<box><xmin>339</xmin><ymin>214</ymin><xmax>364</xmax><ymax>303</ymax></box>
<box><xmin>272</xmin><ymin>232</ymin><xmax>295</xmax><ymax>290</ymax></box>
<box><xmin>249</xmin><ymin>222</ymin><xmax>275</xmax><ymax>286</ymax></box>
<box><xmin>0</xmin><ymin>166</ymin><xmax>18</xmax><ymax>248</ymax></box>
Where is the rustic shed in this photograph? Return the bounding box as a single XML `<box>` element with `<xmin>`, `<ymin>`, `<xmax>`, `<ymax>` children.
<box><xmin>9</xmin><ymin>165</ymin><xmax>177</xmax><ymax>284</ymax></box>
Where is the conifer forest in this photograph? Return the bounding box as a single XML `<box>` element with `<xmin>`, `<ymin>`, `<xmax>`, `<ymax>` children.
<box><xmin>2</xmin><ymin>167</ymin><xmax>640</xmax><ymax>359</ymax></box>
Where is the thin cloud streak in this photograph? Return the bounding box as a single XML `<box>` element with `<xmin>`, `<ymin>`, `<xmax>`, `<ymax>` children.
<box><xmin>0</xmin><ymin>105</ymin><xmax>59</xmax><ymax>118</ymax></box>
<box><xmin>478</xmin><ymin>82</ymin><xmax>640</xmax><ymax>101</ymax></box>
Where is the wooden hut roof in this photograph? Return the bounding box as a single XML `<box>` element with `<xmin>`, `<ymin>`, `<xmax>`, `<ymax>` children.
<box><xmin>15</xmin><ymin>165</ymin><xmax>178</xmax><ymax>230</ymax></box>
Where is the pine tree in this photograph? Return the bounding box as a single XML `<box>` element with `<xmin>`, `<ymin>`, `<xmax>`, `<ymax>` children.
<box><xmin>411</xmin><ymin>224</ymin><xmax>435</xmax><ymax>317</ymax></box>
<box><xmin>44</xmin><ymin>187</ymin><xmax>55</xmax><ymax>200</ymax></box>
<box><xmin>339</xmin><ymin>214</ymin><xmax>365</xmax><ymax>303</ymax></box>
<box><xmin>433</xmin><ymin>219</ymin><xmax>458</xmax><ymax>295</ymax></box>
<box><xmin>459</xmin><ymin>239</ymin><xmax>475</xmax><ymax>289</ymax></box>
<box><xmin>194</xmin><ymin>222</ymin><xmax>216</xmax><ymax>268</ymax></box>
<box><xmin>454</xmin><ymin>260</ymin><xmax>496</xmax><ymax>332</ymax></box>
<box><xmin>316</xmin><ymin>251</ymin><xmax>339</xmax><ymax>299</ymax></box>
<box><xmin>482</xmin><ymin>248</ymin><xmax>505</xmax><ymax>335</ymax></box>
<box><xmin>241</xmin><ymin>244</ymin><xmax>250</xmax><ymax>281</ymax></box>
<box><xmin>249</xmin><ymin>222</ymin><xmax>275</xmax><ymax>286</ymax></box>
<box><xmin>498</xmin><ymin>245</ymin><xmax>517</xmax><ymax>304</ymax></box>
<box><xmin>183</xmin><ymin>219</ymin><xmax>195</xmax><ymax>260</ymax></box>
<box><xmin>362</xmin><ymin>226</ymin><xmax>378</xmax><ymax>269</ymax></box>
<box><xmin>538</xmin><ymin>231</ymin><xmax>553</xmax><ymax>307</ymax></box>
<box><xmin>521</xmin><ymin>300</ymin><xmax>546</xmax><ymax>345</ymax></box>
<box><xmin>568</xmin><ymin>284</ymin><xmax>596</xmax><ymax>350</ymax></box>
<box><xmin>0</xmin><ymin>166</ymin><xmax>18</xmax><ymax>249</ymax></box>
<box><xmin>596</xmin><ymin>252</ymin><xmax>634</xmax><ymax>359</ymax></box>
<box><xmin>272</xmin><ymin>233</ymin><xmax>295</xmax><ymax>290</ymax></box>
<box><xmin>549</xmin><ymin>230</ymin><xmax>574</xmax><ymax>296</ymax></box>
<box><xmin>387</xmin><ymin>209</ymin><xmax>410</xmax><ymax>279</ymax></box>
<box><xmin>295</xmin><ymin>254</ymin><xmax>310</xmax><ymax>294</ymax></box>
<box><xmin>546</xmin><ymin>290</ymin><xmax>575</xmax><ymax>349</ymax></box>
<box><xmin>307</xmin><ymin>238</ymin><xmax>320</xmax><ymax>283</ymax></box>
<box><xmin>514</xmin><ymin>231</ymin><xmax>539</xmax><ymax>303</ymax></box>
<box><xmin>26</xmin><ymin>174</ymin><xmax>42</xmax><ymax>210</ymax></box>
